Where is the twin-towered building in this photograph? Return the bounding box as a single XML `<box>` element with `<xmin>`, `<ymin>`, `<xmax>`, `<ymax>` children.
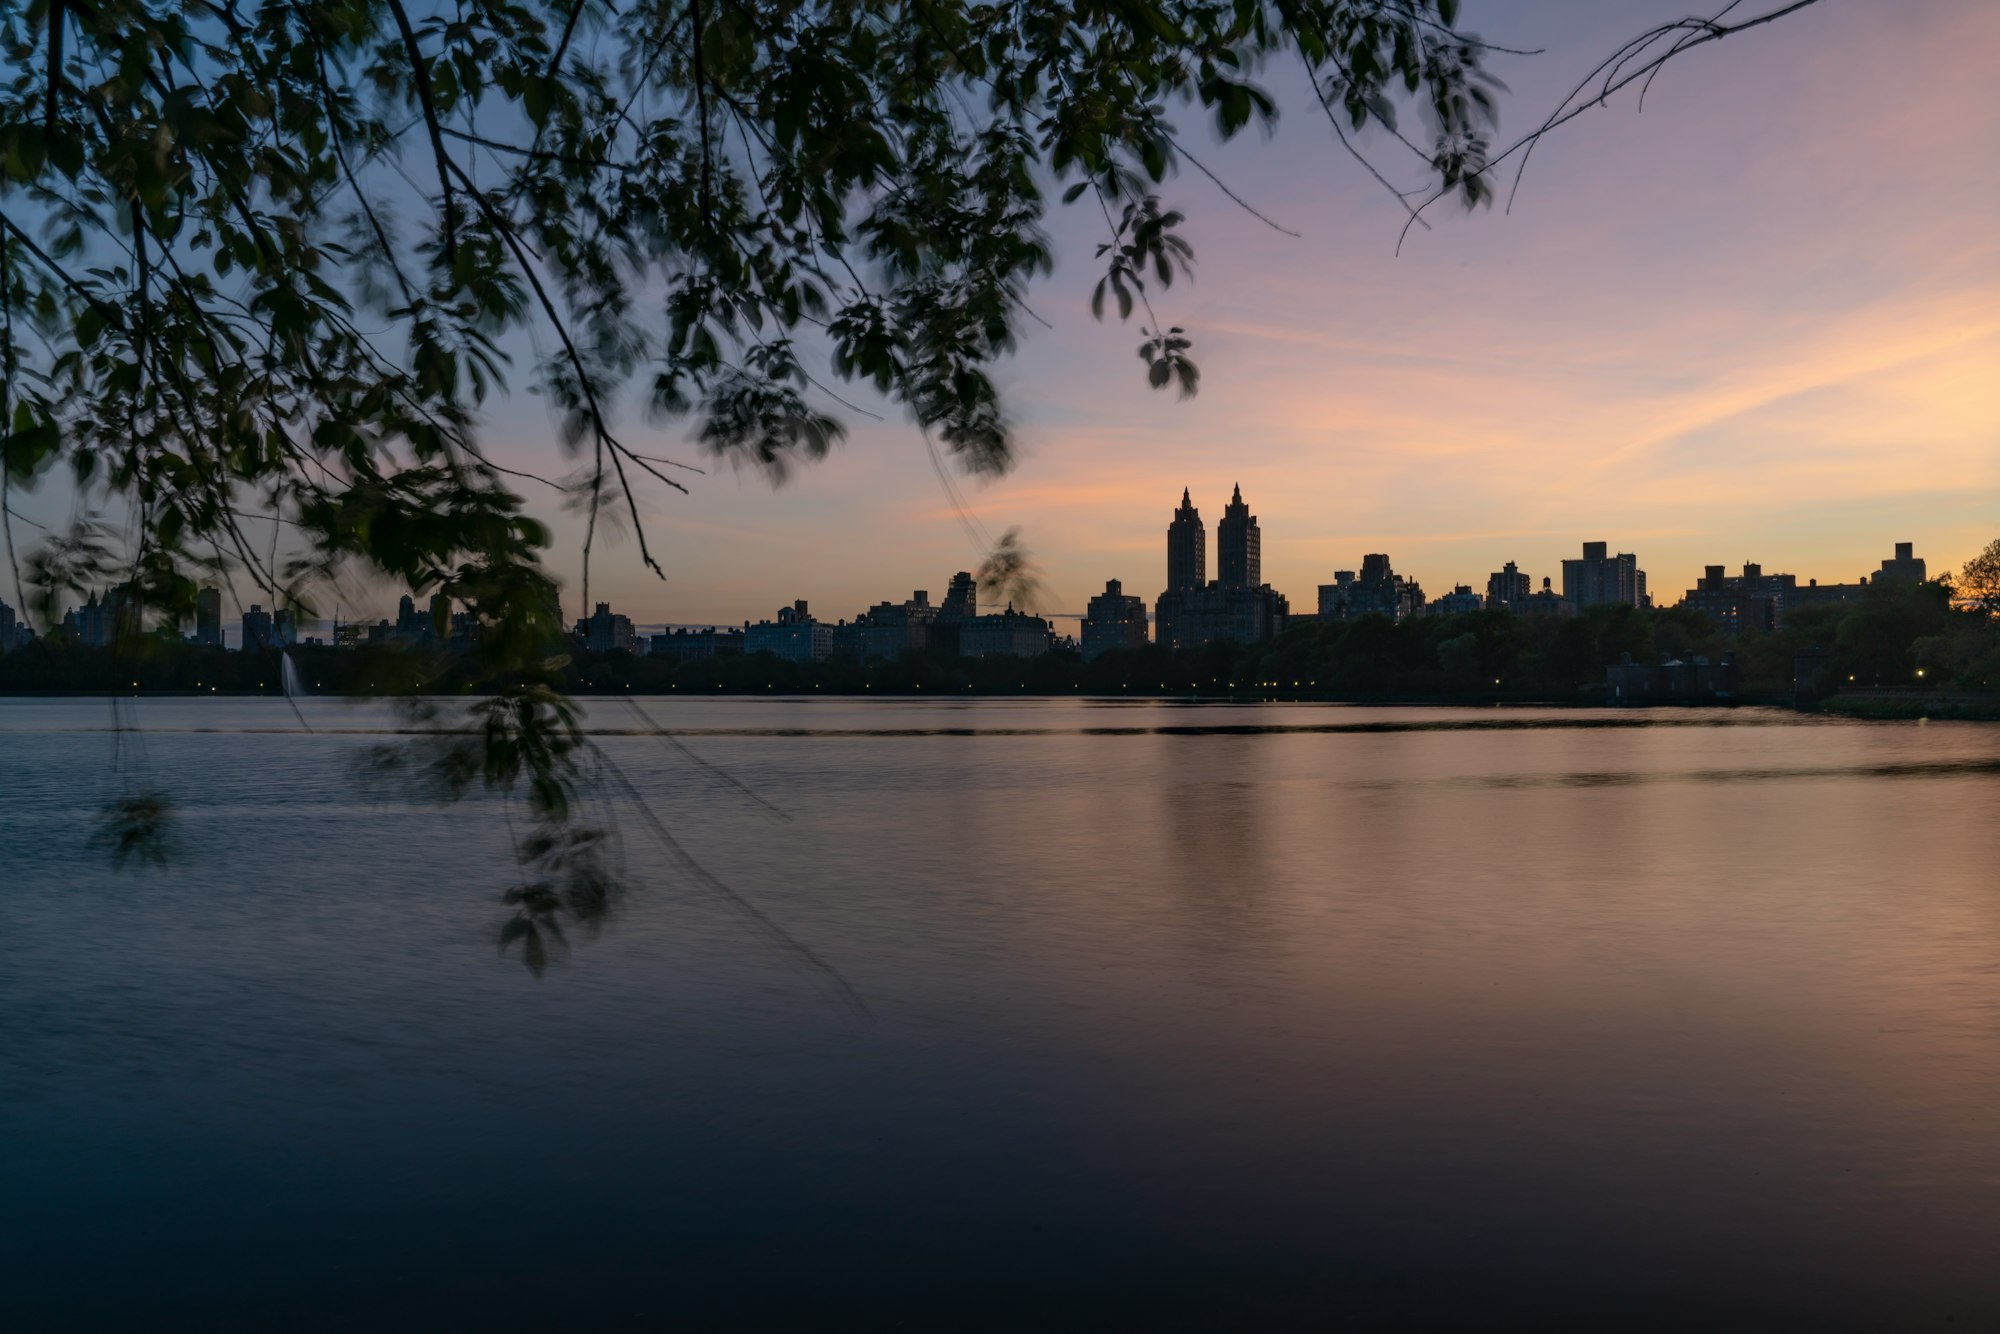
<box><xmin>1151</xmin><ymin>486</ymin><xmax>1291</xmax><ymax>650</ymax></box>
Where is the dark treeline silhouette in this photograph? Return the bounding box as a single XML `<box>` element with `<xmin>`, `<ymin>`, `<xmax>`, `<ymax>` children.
<box><xmin>7</xmin><ymin>579</ymin><xmax>1993</xmax><ymax>706</ymax></box>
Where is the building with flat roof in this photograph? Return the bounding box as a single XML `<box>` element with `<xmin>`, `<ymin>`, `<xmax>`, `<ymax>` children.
<box><xmin>1785</xmin><ymin>542</ymin><xmax>1932</xmax><ymax>612</ymax></box>
<box><xmin>745</xmin><ymin>600</ymin><xmax>833</xmax><ymax>663</ymax></box>
<box><xmin>1081</xmin><ymin>579</ymin><xmax>1149</xmax><ymax>659</ymax></box>
<box><xmin>1318</xmin><ymin>553</ymin><xmax>1424</xmax><ymax>621</ymax></box>
<box><xmin>650</xmin><ymin>627</ymin><xmax>745</xmax><ymax>660</ymax></box>
<box><xmin>1562</xmin><ymin>542</ymin><xmax>1648</xmax><ymax>609</ymax></box>
<box><xmin>1486</xmin><ymin>562</ymin><xmax>1531</xmax><ymax>611</ymax></box>
<box><xmin>241</xmin><ymin>603</ymin><xmax>274</xmax><ymax>651</ymax></box>
<box><xmin>1682</xmin><ymin>562</ymin><xmax>1801</xmax><ymax>634</ymax></box>
<box><xmin>958</xmin><ymin>605</ymin><xmax>1053</xmax><ymax>658</ymax></box>
<box><xmin>576</xmin><ymin>601</ymin><xmax>639</xmax><ymax>653</ymax></box>
<box><xmin>193</xmin><ymin>587</ymin><xmax>223</xmax><ymax>647</ymax></box>
<box><xmin>1427</xmin><ymin>585</ymin><xmax>1484</xmax><ymax>617</ymax></box>
<box><xmin>834</xmin><ymin>590</ymin><xmax>936</xmax><ymax>662</ymax></box>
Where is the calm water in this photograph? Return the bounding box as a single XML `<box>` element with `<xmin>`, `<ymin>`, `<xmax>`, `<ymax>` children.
<box><xmin>3</xmin><ymin>698</ymin><xmax>1997</xmax><ymax>1330</ymax></box>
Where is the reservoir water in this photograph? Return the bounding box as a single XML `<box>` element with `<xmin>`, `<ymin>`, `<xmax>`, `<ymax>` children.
<box><xmin>2</xmin><ymin>698</ymin><xmax>1997</xmax><ymax>1330</ymax></box>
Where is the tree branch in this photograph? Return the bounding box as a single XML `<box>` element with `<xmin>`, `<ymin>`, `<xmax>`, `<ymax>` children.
<box><xmin>384</xmin><ymin>0</ymin><xmax>459</xmax><ymax>264</ymax></box>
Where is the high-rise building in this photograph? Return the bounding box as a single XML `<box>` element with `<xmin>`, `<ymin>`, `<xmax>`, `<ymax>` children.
<box><xmin>939</xmin><ymin>571</ymin><xmax>978</xmax><ymax>622</ymax></box>
<box><xmin>1156</xmin><ymin>489</ymin><xmax>1288</xmax><ymax>649</ymax></box>
<box><xmin>0</xmin><ymin>598</ymin><xmax>15</xmax><ymax>653</ymax></box>
<box><xmin>396</xmin><ymin>593</ymin><xmax>420</xmax><ymax>634</ymax></box>
<box><xmin>1683</xmin><ymin>562</ymin><xmax>1801</xmax><ymax>634</ymax></box>
<box><xmin>68</xmin><ymin>586</ymin><xmax>136</xmax><ymax>648</ymax></box>
<box><xmin>1319</xmin><ymin>555</ymin><xmax>1423</xmax><ymax>621</ymax></box>
<box><xmin>1561</xmin><ymin>542</ymin><xmax>1647</xmax><ymax>609</ymax></box>
<box><xmin>1166</xmin><ymin>488</ymin><xmax>1205</xmax><ymax>592</ymax></box>
<box><xmin>576</xmin><ymin>601</ymin><xmax>639</xmax><ymax>653</ymax></box>
<box><xmin>242</xmin><ymin>604</ymin><xmax>274</xmax><ymax>650</ymax></box>
<box><xmin>194</xmin><ymin>587</ymin><xmax>223</xmax><ymax>646</ymax></box>
<box><xmin>1216</xmin><ymin>484</ymin><xmax>1260</xmax><ymax>589</ymax></box>
<box><xmin>1486</xmin><ymin>562</ymin><xmax>1531</xmax><ymax>610</ymax></box>
<box><xmin>1081</xmin><ymin>579</ymin><xmax>1149</xmax><ymax>659</ymax></box>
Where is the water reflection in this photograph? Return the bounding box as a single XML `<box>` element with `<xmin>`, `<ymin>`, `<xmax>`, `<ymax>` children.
<box><xmin>1</xmin><ymin>698</ymin><xmax>1997</xmax><ymax>1330</ymax></box>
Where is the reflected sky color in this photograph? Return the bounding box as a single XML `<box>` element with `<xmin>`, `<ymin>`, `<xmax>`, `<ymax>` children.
<box><xmin>508</xmin><ymin>0</ymin><xmax>1997</xmax><ymax>624</ymax></box>
<box><xmin>4</xmin><ymin>698</ymin><xmax>1998</xmax><ymax>1328</ymax></box>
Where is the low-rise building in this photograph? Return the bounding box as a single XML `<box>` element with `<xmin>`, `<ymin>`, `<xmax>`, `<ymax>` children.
<box><xmin>1607</xmin><ymin>652</ymin><xmax>1739</xmax><ymax>702</ymax></box>
<box><xmin>650</xmin><ymin>627</ymin><xmax>746</xmax><ymax>660</ymax></box>
<box><xmin>1427</xmin><ymin>585</ymin><xmax>1484</xmax><ymax>617</ymax></box>
<box><xmin>1787</xmin><ymin>542</ymin><xmax>1931</xmax><ymax>612</ymax></box>
<box><xmin>1156</xmin><ymin>583</ymin><xmax>1289</xmax><ymax>649</ymax></box>
<box><xmin>958</xmin><ymin>605</ymin><xmax>1053</xmax><ymax>658</ymax></box>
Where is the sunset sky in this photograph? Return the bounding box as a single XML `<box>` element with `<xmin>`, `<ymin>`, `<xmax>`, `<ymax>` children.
<box><xmin>10</xmin><ymin>0</ymin><xmax>1997</xmax><ymax>628</ymax></box>
<box><xmin>508</xmin><ymin>0</ymin><xmax>1995</xmax><ymax>626</ymax></box>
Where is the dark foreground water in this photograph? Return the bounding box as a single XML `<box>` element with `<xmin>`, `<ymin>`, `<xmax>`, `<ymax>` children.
<box><xmin>2</xmin><ymin>698</ymin><xmax>1997</xmax><ymax>1331</ymax></box>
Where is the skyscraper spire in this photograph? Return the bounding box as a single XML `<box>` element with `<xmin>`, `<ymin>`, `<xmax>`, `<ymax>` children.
<box><xmin>1218</xmin><ymin>485</ymin><xmax>1260</xmax><ymax>588</ymax></box>
<box><xmin>1166</xmin><ymin>489</ymin><xmax>1206</xmax><ymax>592</ymax></box>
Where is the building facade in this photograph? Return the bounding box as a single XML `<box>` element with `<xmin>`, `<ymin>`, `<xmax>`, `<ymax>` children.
<box><xmin>1486</xmin><ymin>561</ymin><xmax>1531</xmax><ymax>610</ymax></box>
<box><xmin>939</xmin><ymin>571</ymin><xmax>978</xmax><ymax>623</ymax></box>
<box><xmin>650</xmin><ymin>627</ymin><xmax>746</xmax><ymax>660</ymax></box>
<box><xmin>1166</xmin><ymin>488</ymin><xmax>1206</xmax><ymax>594</ymax></box>
<box><xmin>1155</xmin><ymin>487</ymin><xmax>1288</xmax><ymax>650</ymax></box>
<box><xmin>1607</xmin><ymin>652</ymin><xmax>1740</xmax><ymax>702</ymax></box>
<box><xmin>1562</xmin><ymin>542</ymin><xmax>1648</xmax><ymax>609</ymax></box>
<box><xmin>1769</xmin><ymin>542</ymin><xmax>1931</xmax><ymax>614</ymax></box>
<box><xmin>958</xmin><ymin>605</ymin><xmax>1053</xmax><ymax>658</ymax></box>
<box><xmin>1682</xmin><ymin>562</ymin><xmax>1801</xmax><ymax>634</ymax></box>
<box><xmin>241</xmin><ymin>603</ymin><xmax>274</xmax><ymax>651</ymax></box>
<box><xmin>1081</xmin><ymin>579</ymin><xmax>1149</xmax><ymax>659</ymax></box>
<box><xmin>1318</xmin><ymin>554</ymin><xmax>1424</xmax><ymax>621</ymax></box>
<box><xmin>576</xmin><ymin>602</ymin><xmax>639</xmax><ymax>653</ymax></box>
<box><xmin>194</xmin><ymin>587</ymin><xmax>223</xmax><ymax>646</ymax></box>
<box><xmin>1876</xmin><ymin>541</ymin><xmax>1927</xmax><ymax>583</ymax></box>
<box><xmin>1427</xmin><ymin>585</ymin><xmax>1484</xmax><ymax>617</ymax></box>
<box><xmin>745</xmin><ymin>600</ymin><xmax>834</xmax><ymax>663</ymax></box>
<box><xmin>834</xmin><ymin>590</ymin><xmax>936</xmax><ymax>662</ymax></box>
<box><xmin>1216</xmin><ymin>484</ymin><xmax>1260</xmax><ymax>589</ymax></box>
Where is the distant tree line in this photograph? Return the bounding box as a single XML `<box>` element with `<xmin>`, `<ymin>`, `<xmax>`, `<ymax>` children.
<box><xmin>6</xmin><ymin>576</ymin><xmax>1993</xmax><ymax>704</ymax></box>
